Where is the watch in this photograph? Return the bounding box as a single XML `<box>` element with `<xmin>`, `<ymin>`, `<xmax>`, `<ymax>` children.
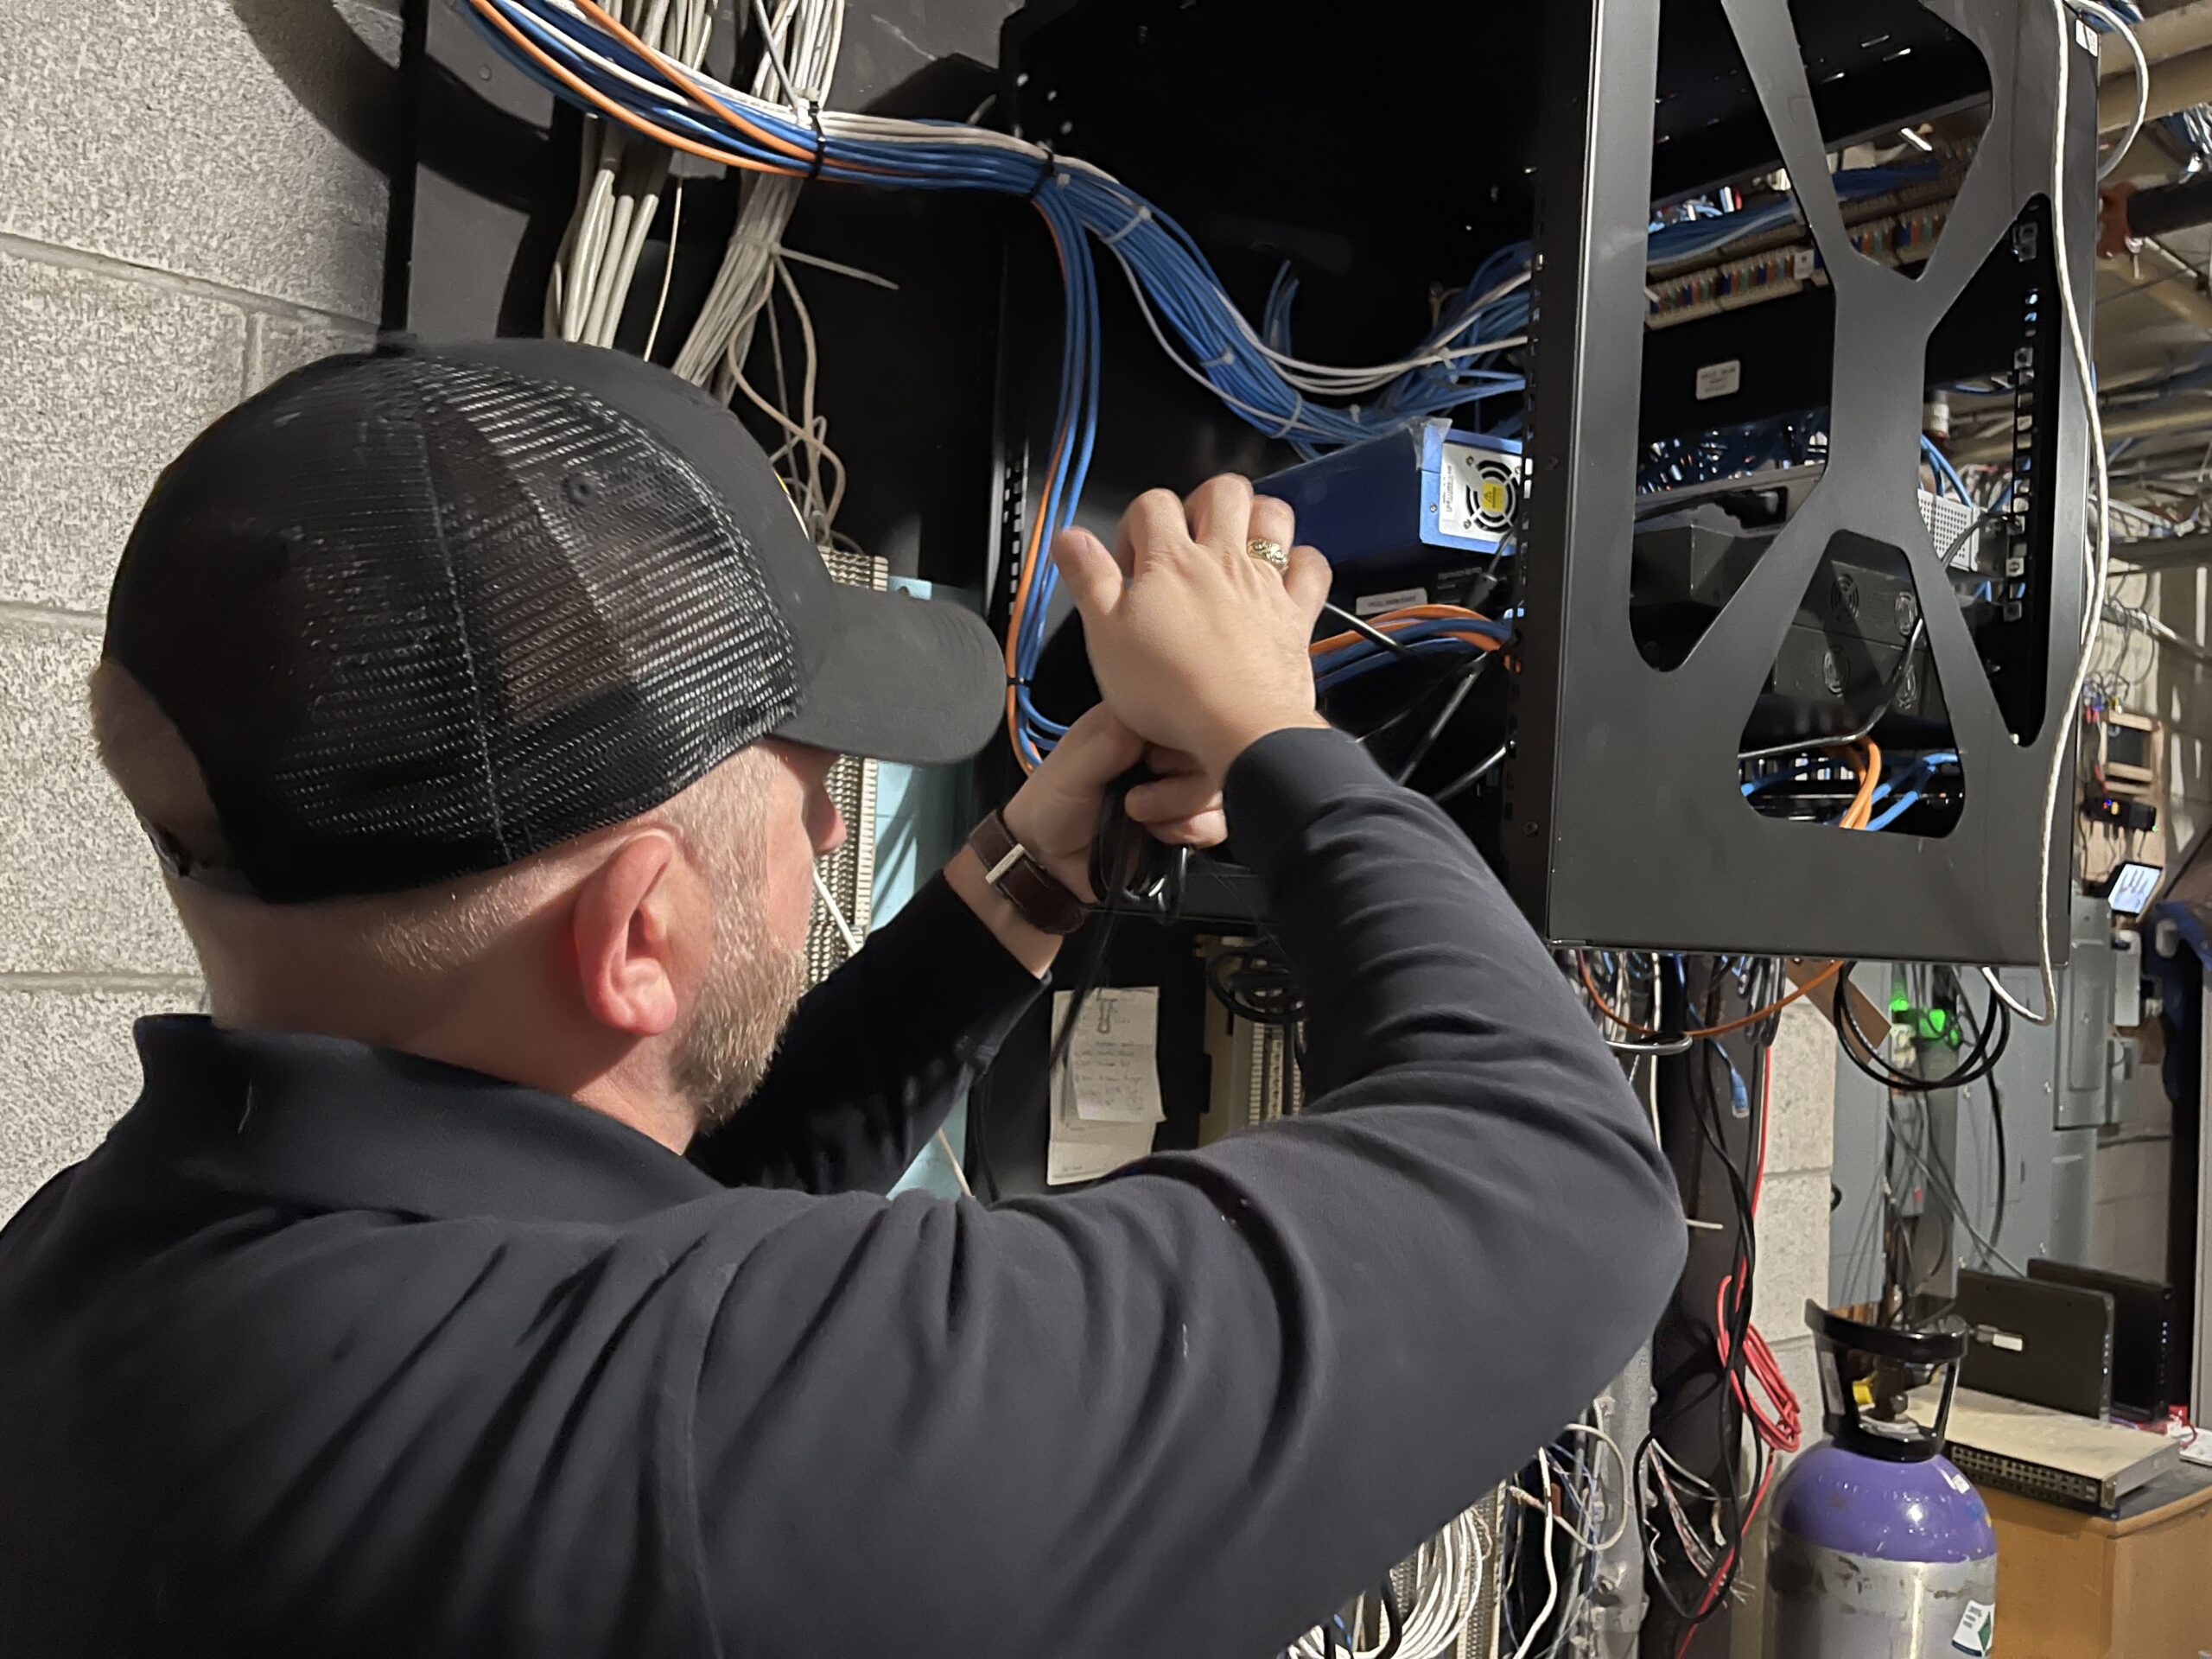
<box><xmin>967</xmin><ymin>810</ymin><xmax>1087</xmax><ymax>936</ymax></box>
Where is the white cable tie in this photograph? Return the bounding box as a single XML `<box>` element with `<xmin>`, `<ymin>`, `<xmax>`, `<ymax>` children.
<box><xmin>1203</xmin><ymin>346</ymin><xmax>1235</xmax><ymax>371</ymax></box>
<box><xmin>1102</xmin><ymin>202</ymin><xmax>1153</xmax><ymax>247</ymax></box>
<box><xmin>1272</xmin><ymin>393</ymin><xmax>1306</xmax><ymax>441</ymax></box>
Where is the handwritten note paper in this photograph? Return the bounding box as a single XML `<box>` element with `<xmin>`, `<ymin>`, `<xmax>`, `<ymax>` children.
<box><xmin>1045</xmin><ymin>988</ymin><xmax>1162</xmax><ymax>1185</ymax></box>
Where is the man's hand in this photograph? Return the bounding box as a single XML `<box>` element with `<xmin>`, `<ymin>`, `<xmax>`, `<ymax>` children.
<box><xmin>1051</xmin><ymin>475</ymin><xmax>1332</xmax><ymax>781</ymax></box>
<box><xmin>1002</xmin><ymin>704</ymin><xmax>1227</xmax><ymax>901</ymax></box>
<box><xmin>949</xmin><ymin>704</ymin><xmax>1226</xmax><ymax>976</ymax></box>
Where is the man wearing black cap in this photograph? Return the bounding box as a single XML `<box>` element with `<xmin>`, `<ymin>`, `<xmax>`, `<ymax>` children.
<box><xmin>0</xmin><ymin>340</ymin><xmax>1683</xmax><ymax>1658</ymax></box>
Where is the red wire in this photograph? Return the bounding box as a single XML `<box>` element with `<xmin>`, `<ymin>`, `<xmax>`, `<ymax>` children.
<box><xmin>1674</xmin><ymin>1048</ymin><xmax>1801</xmax><ymax>1657</ymax></box>
<box><xmin>1672</xmin><ymin>1461</ymin><xmax>1776</xmax><ymax>1659</ymax></box>
<box><xmin>1719</xmin><ymin>1051</ymin><xmax>1800</xmax><ymax>1455</ymax></box>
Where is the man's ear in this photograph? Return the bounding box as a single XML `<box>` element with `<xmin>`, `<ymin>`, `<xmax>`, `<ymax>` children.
<box><xmin>571</xmin><ymin>832</ymin><xmax>688</xmax><ymax>1039</ymax></box>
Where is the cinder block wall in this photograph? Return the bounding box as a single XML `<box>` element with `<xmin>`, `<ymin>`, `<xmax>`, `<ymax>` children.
<box><xmin>0</xmin><ymin>1</ymin><xmax>397</xmax><ymax>1217</ymax></box>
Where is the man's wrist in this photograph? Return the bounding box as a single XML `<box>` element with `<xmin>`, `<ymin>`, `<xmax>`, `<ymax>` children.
<box><xmin>1197</xmin><ymin>710</ymin><xmax>1332</xmax><ymax>783</ymax></box>
<box><xmin>998</xmin><ymin>791</ymin><xmax>1091</xmax><ymax>899</ymax></box>
<box><xmin>945</xmin><ymin>845</ymin><xmax>1062</xmax><ymax>978</ymax></box>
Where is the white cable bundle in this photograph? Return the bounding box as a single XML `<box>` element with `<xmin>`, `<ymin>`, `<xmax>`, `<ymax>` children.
<box><xmin>671</xmin><ymin>0</ymin><xmax>847</xmax><ymax>389</ymax></box>
<box><xmin>547</xmin><ymin>0</ymin><xmax>715</xmax><ymax>347</ymax></box>
<box><xmin>1285</xmin><ymin>1503</ymin><xmax>1494</xmax><ymax>1659</ymax></box>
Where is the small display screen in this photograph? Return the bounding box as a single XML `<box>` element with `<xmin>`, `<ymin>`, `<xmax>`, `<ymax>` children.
<box><xmin>2106</xmin><ymin>724</ymin><xmax>2152</xmax><ymax>772</ymax></box>
<box><xmin>2108</xmin><ymin>861</ymin><xmax>2162</xmax><ymax>917</ymax></box>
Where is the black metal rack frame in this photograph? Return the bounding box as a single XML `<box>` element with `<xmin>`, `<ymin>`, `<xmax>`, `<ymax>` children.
<box><xmin>1509</xmin><ymin>0</ymin><xmax>2091</xmax><ymax>964</ymax></box>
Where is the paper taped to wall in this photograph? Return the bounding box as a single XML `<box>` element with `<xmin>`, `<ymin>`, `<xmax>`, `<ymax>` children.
<box><xmin>1046</xmin><ymin>988</ymin><xmax>1162</xmax><ymax>1185</ymax></box>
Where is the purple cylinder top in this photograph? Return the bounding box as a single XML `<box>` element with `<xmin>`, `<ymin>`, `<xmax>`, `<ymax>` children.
<box><xmin>1772</xmin><ymin>1441</ymin><xmax>1997</xmax><ymax>1563</ymax></box>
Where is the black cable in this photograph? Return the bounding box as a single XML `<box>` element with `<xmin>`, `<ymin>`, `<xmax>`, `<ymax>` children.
<box><xmin>1836</xmin><ymin>968</ymin><xmax>2013</xmax><ymax>1298</ymax></box>
<box><xmin>1430</xmin><ymin>741</ymin><xmax>1509</xmax><ymax>806</ymax></box>
<box><xmin>1683</xmin><ymin>1036</ymin><xmax>1758</xmax><ymax>1624</ymax></box>
<box><xmin>1393</xmin><ymin>655</ymin><xmax>1490</xmax><ymax>785</ymax></box>
<box><xmin>975</xmin><ymin>779</ymin><xmax>1150</xmax><ymax>1201</ymax></box>
<box><xmin>1319</xmin><ymin>602</ymin><xmax>1419</xmax><ymax>661</ymax></box>
<box><xmin>1204</xmin><ymin>945</ymin><xmax>1302</xmax><ymax>1026</ymax></box>
<box><xmin>1350</xmin><ymin>649</ymin><xmax>1491</xmax><ymax>766</ymax></box>
<box><xmin>1644</xmin><ymin>982</ymin><xmax>1763</xmax><ymax>1640</ymax></box>
<box><xmin>1955</xmin><ymin>995</ymin><xmax>2010</xmax><ymax>1260</ymax></box>
<box><xmin>1091</xmin><ymin>766</ymin><xmax>1189</xmax><ymax>925</ymax></box>
<box><xmin>1370</xmin><ymin>1575</ymin><xmax>1405</xmax><ymax>1659</ymax></box>
<box><xmin>1831</xmin><ymin>963</ymin><xmax>2010</xmax><ymax>1094</ymax></box>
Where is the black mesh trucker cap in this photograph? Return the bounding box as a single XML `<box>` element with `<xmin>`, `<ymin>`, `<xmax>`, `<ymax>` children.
<box><xmin>104</xmin><ymin>338</ymin><xmax>1003</xmax><ymax>904</ymax></box>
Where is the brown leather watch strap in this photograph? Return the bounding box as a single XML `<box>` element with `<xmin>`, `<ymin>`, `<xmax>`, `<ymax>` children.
<box><xmin>967</xmin><ymin>810</ymin><xmax>1087</xmax><ymax>936</ymax></box>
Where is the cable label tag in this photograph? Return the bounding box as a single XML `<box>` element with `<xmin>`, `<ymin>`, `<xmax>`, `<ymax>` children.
<box><xmin>1694</xmin><ymin>359</ymin><xmax>1742</xmax><ymax>401</ymax></box>
<box><xmin>1951</xmin><ymin>1599</ymin><xmax>1994</xmax><ymax>1656</ymax></box>
<box><xmin>1354</xmin><ymin>587</ymin><xmax>1428</xmax><ymax>617</ymax></box>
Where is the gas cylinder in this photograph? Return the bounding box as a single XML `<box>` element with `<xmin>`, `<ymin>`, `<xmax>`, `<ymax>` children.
<box><xmin>1764</xmin><ymin>1306</ymin><xmax>1998</xmax><ymax>1658</ymax></box>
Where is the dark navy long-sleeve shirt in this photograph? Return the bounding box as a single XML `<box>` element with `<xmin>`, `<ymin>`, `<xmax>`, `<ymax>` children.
<box><xmin>0</xmin><ymin>727</ymin><xmax>1683</xmax><ymax>1658</ymax></box>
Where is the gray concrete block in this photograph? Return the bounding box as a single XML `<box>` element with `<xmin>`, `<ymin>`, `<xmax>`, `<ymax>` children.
<box><xmin>1751</xmin><ymin>1171</ymin><xmax>1832</xmax><ymax>1335</ymax></box>
<box><xmin>0</xmin><ymin>984</ymin><xmax>183</xmax><ymax>1221</ymax></box>
<box><xmin>0</xmin><ymin>2</ymin><xmax>394</xmax><ymax>318</ymax></box>
<box><xmin>0</xmin><ymin>250</ymin><xmax>249</xmax><ymax>614</ymax></box>
<box><xmin>1765</xmin><ymin>1001</ymin><xmax>1837</xmax><ymax>1179</ymax></box>
<box><xmin>249</xmin><ymin>314</ymin><xmax>378</xmax><ymax>394</ymax></box>
<box><xmin>0</xmin><ymin>620</ymin><xmax>197</xmax><ymax>977</ymax></box>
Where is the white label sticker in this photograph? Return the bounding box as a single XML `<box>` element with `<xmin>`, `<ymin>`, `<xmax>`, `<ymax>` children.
<box><xmin>1951</xmin><ymin>1599</ymin><xmax>1995</xmax><ymax>1656</ymax></box>
<box><xmin>1942</xmin><ymin>1464</ymin><xmax>1974</xmax><ymax>1495</ymax></box>
<box><xmin>1694</xmin><ymin>359</ymin><xmax>1743</xmax><ymax>401</ymax></box>
<box><xmin>2075</xmin><ymin>16</ymin><xmax>2097</xmax><ymax>54</ymax></box>
<box><xmin>1354</xmin><ymin>587</ymin><xmax>1428</xmax><ymax>617</ymax></box>
<box><xmin>1791</xmin><ymin>247</ymin><xmax>1817</xmax><ymax>280</ymax></box>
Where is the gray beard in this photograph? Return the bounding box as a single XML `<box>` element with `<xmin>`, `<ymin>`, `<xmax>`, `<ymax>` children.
<box><xmin>671</xmin><ymin>902</ymin><xmax>812</xmax><ymax>1134</ymax></box>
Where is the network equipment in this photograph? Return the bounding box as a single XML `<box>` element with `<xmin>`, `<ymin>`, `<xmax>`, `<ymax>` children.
<box><xmin>2027</xmin><ymin>1258</ymin><xmax>2185</xmax><ymax>1423</ymax></box>
<box><xmin>1258</xmin><ymin>424</ymin><xmax>1524</xmax><ymax>615</ymax></box>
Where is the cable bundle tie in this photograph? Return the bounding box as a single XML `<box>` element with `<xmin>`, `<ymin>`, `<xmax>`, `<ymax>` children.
<box><xmin>1272</xmin><ymin>393</ymin><xmax>1307</xmax><ymax>442</ymax></box>
<box><xmin>1203</xmin><ymin>346</ymin><xmax>1235</xmax><ymax>371</ymax></box>
<box><xmin>804</xmin><ymin>99</ymin><xmax>828</xmax><ymax>182</ymax></box>
<box><xmin>1101</xmin><ymin>202</ymin><xmax>1153</xmax><ymax>247</ymax></box>
<box><xmin>1024</xmin><ymin>143</ymin><xmax>1058</xmax><ymax>204</ymax></box>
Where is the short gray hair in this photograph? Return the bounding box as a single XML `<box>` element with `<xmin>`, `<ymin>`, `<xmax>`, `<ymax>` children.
<box><xmin>87</xmin><ymin>659</ymin><xmax>772</xmax><ymax>988</ymax></box>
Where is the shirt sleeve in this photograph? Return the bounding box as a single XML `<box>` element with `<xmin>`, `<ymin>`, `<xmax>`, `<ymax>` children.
<box><xmin>681</xmin><ymin>728</ymin><xmax>1686</xmax><ymax>1659</ymax></box>
<box><xmin>689</xmin><ymin>874</ymin><xmax>1045</xmax><ymax>1194</ymax></box>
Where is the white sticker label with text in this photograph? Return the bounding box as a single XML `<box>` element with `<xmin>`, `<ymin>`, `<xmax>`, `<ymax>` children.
<box><xmin>1354</xmin><ymin>587</ymin><xmax>1428</xmax><ymax>617</ymax></box>
<box><xmin>1694</xmin><ymin>359</ymin><xmax>1742</xmax><ymax>401</ymax></box>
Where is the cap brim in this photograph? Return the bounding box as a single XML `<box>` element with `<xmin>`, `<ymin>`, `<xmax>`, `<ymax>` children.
<box><xmin>772</xmin><ymin>583</ymin><xmax>1004</xmax><ymax>766</ymax></box>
